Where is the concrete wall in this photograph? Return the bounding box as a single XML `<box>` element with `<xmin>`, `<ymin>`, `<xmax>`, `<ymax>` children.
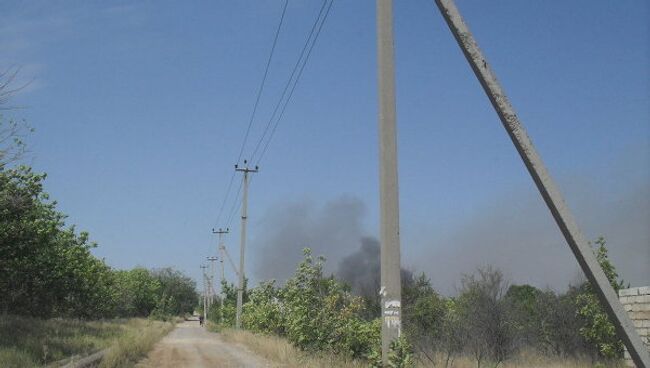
<box><xmin>618</xmin><ymin>286</ymin><xmax>650</xmax><ymax>367</ymax></box>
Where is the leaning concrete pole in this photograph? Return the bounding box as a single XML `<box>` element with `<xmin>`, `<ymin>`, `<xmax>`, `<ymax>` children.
<box><xmin>235</xmin><ymin>161</ymin><xmax>258</xmax><ymax>330</ymax></box>
<box><xmin>377</xmin><ymin>0</ymin><xmax>402</xmax><ymax>363</ymax></box>
<box><xmin>433</xmin><ymin>1</ymin><xmax>649</xmax><ymax>366</ymax></box>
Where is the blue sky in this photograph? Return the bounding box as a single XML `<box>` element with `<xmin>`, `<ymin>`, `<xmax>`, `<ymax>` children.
<box><xmin>2</xmin><ymin>0</ymin><xmax>648</xmax><ymax>292</ymax></box>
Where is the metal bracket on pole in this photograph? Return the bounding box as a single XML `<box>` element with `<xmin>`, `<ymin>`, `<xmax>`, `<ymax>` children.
<box><xmin>432</xmin><ymin>1</ymin><xmax>649</xmax><ymax>366</ymax></box>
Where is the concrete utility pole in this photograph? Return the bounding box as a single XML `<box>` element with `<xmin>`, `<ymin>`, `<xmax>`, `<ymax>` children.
<box><xmin>213</xmin><ymin>228</ymin><xmax>230</xmax><ymax>324</ymax></box>
<box><xmin>200</xmin><ymin>265</ymin><xmax>208</xmax><ymax>323</ymax></box>
<box><xmin>213</xmin><ymin>228</ymin><xmax>229</xmax><ymax>323</ymax></box>
<box><xmin>212</xmin><ymin>228</ymin><xmax>230</xmax><ymax>288</ymax></box>
<box><xmin>377</xmin><ymin>0</ymin><xmax>402</xmax><ymax>362</ymax></box>
<box><xmin>432</xmin><ymin>1</ymin><xmax>650</xmax><ymax>366</ymax></box>
<box><xmin>207</xmin><ymin>256</ymin><xmax>218</xmax><ymax>310</ymax></box>
<box><xmin>235</xmin><ymin>160</ymin><xmax>258</xmax><ymax>329</ymax></box>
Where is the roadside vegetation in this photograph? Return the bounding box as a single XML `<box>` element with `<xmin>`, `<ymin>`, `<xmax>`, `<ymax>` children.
<box><xmin>207</xmin><ymin>239</ymin><xmax>627</xmax><ymax>368</ymax></box>
<box><xmin>0</xmin><ymin>163</ymin><xmax>198</xmax><ymax>320</ymax></box>
<box><xmin>218</xmin><ymin>328</ymin><xmax>369</xmax><ymax>368</ymax></box>
<box><xmin>98</xmin><ymin>319</ymin><xmax>175</xmax><ymax>368</ymax></box>
<box><xmin>0</xmin><ymin>72</ymin><xmax>194</xmax><ymax>367</ymax></box>
<box><xmin>0</xmin><ymin>316</ymin><xmax>173</xmax><ymax>368</ymax></box>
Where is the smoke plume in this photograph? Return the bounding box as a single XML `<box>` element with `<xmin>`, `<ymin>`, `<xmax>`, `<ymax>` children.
<box><xmin>253</xmin><ymin>196</ymin><xmax>366</xmax><ymax>282</ymax></box>
<box><xmin>337</xmin><ymin>237</ymin><xmax>414</xmax><ymax>298</ymax></box>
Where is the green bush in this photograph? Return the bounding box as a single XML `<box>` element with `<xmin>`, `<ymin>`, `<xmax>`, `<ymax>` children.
<box><xmin>242</xmin><ymin>280</ymin><xmax>284</xmax><ymax>335</ymax></box>
<box><xmin>575</xmin><ymin>237</ymin><xmax>625</xmax><ymax>359</ymax></box>
<box><xmin>279</xmin><ymin>249</ymin><xmax>378</xmax><ymax>359</ymax></box>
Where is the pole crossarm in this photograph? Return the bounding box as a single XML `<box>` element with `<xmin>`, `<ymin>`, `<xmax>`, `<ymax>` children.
<box><xmin>432</xmin><ymin>1</ymin><xmax>649</xmax><ymax>366</ymax></box>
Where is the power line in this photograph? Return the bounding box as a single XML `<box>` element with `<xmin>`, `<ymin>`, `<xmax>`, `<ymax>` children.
<box><xmin>236</xmin><ymin>0</ymin><xmax>289</xmax><ymax>165</ymax></box>
<box><xmin>255</xmin><ymin>0</ymin><xmax>334</xmax><ymax>166</ymax></box>
<box><xmin>213</xmin><ymin>171</ymin><xmax>236</xmax><ymax>229</ymax></box>
<box><xmin>225</xmin><ymin>175</ymin><xmax>244</xmax><ymax>228</ymax></box>
<box><xmin>249</xmin><ymin>0</ymin><xmax>334</xmax><ymax>165</ymax></box>
<box><xmin>214</xmin><ymin>1</ymin><xmax>288</xmax><ymax>231</ymax></box>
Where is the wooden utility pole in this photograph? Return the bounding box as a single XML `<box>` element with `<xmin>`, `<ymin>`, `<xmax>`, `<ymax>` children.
<box><xmin>377</xmin><ymin>0</ymin><xmax>402</xmax><ymax>362</ymax></box>
<box><xmin>432</xmin><ymin>1</ymin><xmax>650</xmax><ymax>366</ymax></box>
<box><xmin>235</xmin><ymin>160</ymin><xmax>258</xmax><ymax>329</ymax></box>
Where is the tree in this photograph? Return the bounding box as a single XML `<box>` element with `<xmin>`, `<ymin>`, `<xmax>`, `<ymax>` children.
<box><xmin>505</xmin><ymin>284</ymin><xmax>542</xmax><ymax>349</ymax></box>
<box><xmin>242</xmin><ymin>280</ymin><xmax>284</xmax><ymax>335</ymax></box>
<box><xmin>402</xmin><ymin>273</ymin><xmax>447</xmax><ymax>365</ymax></box>
<box><xmin>575</xmin><ymin>237</ymin><xmax>625</xmax><ymax>359</ymax></box>
<box><xmin>0</xmin><ymin>67</ymin><xmax>32</xmax><ymax>167</ymax></box>
<box><xmin>534</xmin><ymin>286</ymin><xmax>593</xmax><ymax>357</ymax></box>
<box><xmin>112</xmin><ymin>268</ymin><xmax>161</xmax><ymax>317</ymax></box>
<box><xmin>457</xmin><ymin>266</ymin><xmax>514</xmax><ymax>368</ymax></box>
<box><xmin>0</xmin><ymin>166</ymin><xmax>112</xmax><ymax>318</ymax></box>
<box><xmin>151</xmin><ymin>267</ymin><xmax>198</xmax><ymax>315</ymax></box>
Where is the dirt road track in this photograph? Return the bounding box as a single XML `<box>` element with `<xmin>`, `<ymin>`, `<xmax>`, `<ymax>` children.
<box><xmin>136</xmin><ymin>320</ymin><xmax>272</xmax><ymax>368</ymax></box>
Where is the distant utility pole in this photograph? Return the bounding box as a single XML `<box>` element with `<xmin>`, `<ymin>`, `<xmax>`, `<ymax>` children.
<box><xmin>200</xmin><ymin>264</ymin><xmax>208</xmax><ymax>323</ymax></box>
<box><xmin>207</xmin><ymin>256</ymin><xmax>218</xmax><ymax>311</ymax></box>
<box><xmin>377</xmin><ymin>0</ymin><xmax>402</xmax><ymax>363</ymax></box>
<box><xmin>212</xmin><ymin>228</ymin><xmax>230</xmax><ymax>318</ymax></box>
<box><xmin>235</xmin><ymin>160</ymin><xmax>258</xmax><ymax>329</ymax></box>
<box><xmin>212</xmin><ymin>228</ymin><xmax>230</xmax><ymax>287</ymax></box>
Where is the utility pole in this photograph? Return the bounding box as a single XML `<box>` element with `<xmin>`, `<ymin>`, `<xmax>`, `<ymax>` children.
<box><xmin>432</xmin><ymin>1</ymin><xmax>650</xmax><ymax>366</ymax></box>
<box><xmin>212</xmin><ymin>228</ymin><xmax>230</xmax><ymax>316</ymax></box>
<box><xmin>235</xmin><ymin>160</ymin><xmax>258</xmax><ymax>329</ymax></box>
<box><xmin>377</xmin><ymin>0</ymin><xmax>402</xmax><ymax>363</ymax></box>
<box><xmin>200</xmin><ymin>265</ymin><xmax>208</xmax><ymax>323</ymax></box>
<box><xmin>207</xmin><ymin>256</ymin><xmax>218</xmax><ymax>312</ymax></box>
<box><xmin>212</xmin><ymin>229</ymin><xmax>229</xmax><ymax>287</ymax></box>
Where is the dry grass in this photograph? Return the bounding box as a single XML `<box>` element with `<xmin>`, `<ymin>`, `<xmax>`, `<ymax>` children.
<box><xmin>99</xmin><ymin>319</ymin><xmax>174</xmax><ymax>368</ymax></box>
<box><xmin>0</xmin><ymin>314</ymin><xmax>127</xmax><ymax>367</ymax></box>
<box><xmin>414</xmin><ymin>349</ymin><xmax>624</xmax><ymax>368</ymax></box>
<box><xmin>218</xmin><ymin>327</ymin><xmax>368</xmax><ymax>368</ymax></box>
<box><xmin>0</xmin><ymin>315</ymin><xmax>174</xmax><ymax>368</ymax></box>
<box><xmin>216</xmin><ymin>326</ymin><xmax>625</xmax><ymax>368</ymax></box>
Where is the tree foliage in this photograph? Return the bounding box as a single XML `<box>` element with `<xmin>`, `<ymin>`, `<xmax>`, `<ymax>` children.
<box><xmin>575</xmin><ymin>237</ymin><xmax>625</xmax><ymax>359</ymax></box>
<box><xmin>211</xmin><ymin>249</ymin><xmax>380</xmax><ymax>360</ymax></box>
<box><xmin>0</xmin><ymin>166</ymin><xmax>197</xmax><ymax>319</ymax></box>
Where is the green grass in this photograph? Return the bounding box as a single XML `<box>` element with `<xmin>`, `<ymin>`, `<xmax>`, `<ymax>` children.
<box><xmin>0</xmin><ymin>315</ymin><xmax>173</xmax><ymax>368</ymax></box>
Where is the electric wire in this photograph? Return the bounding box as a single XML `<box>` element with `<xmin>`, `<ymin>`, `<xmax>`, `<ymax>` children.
<box><xmin>248</xmin><ymin>0</ymin><xmax>332</xmax><ymax>164</ymax></box>
<box><xmin>235</xmin><ymin>0</ymin><xmax>289</xmax><ymax>165</ymax></box>
<box><xmin>214</xmin><ymin>0</ymin><xmax>288</xmax><ymax>231</ymax></box>
<box><xmin>225</xmin><ymin>176</ymin><xmax>244</xmax><ymax>228</ymax></box>
<box><xmin>255</xmin><ymin>0</ymin><xmax>334</xmax><ymax>166</ymax></box>
<box><xmin>212</xmin><ymin>171</ymin><xmax>236</xmax><ymax>229</ymax></box>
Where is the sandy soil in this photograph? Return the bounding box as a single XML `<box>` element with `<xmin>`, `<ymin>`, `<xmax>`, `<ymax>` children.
<box><xmin>136</xmin><ymin>319</ymin><xmax>273</xmax><ymax>368</ymax></box>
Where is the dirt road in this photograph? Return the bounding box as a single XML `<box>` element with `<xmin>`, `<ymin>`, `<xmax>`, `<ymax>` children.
<box><xmin>136</xmin><ymin>319</ymin><xmax>273</xmax><ymax>368</ymax></box>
